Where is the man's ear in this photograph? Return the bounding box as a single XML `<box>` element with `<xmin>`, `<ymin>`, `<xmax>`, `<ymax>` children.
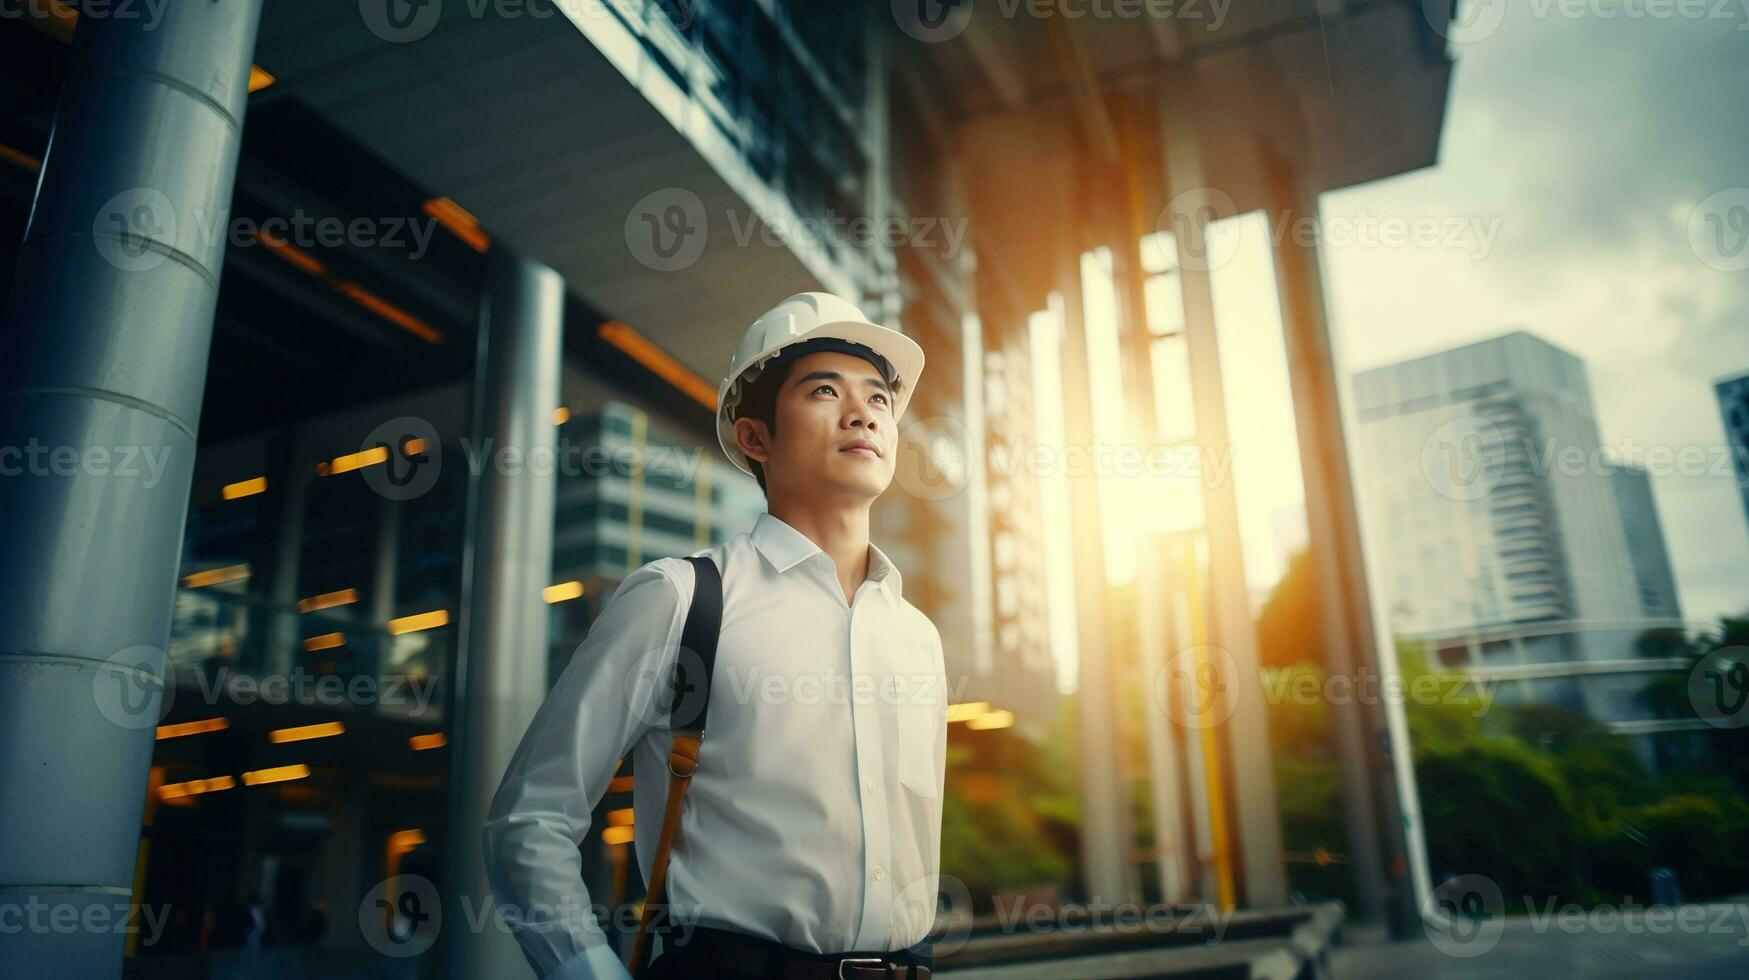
<box><xmin>733</xmin><ymin>416</ymin><xmax>772</xmax><ymax>465</ymax></box>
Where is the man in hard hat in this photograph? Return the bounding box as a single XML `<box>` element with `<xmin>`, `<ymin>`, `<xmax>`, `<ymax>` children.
<box><xmin>484</xmin><ymin>292</ymin><xmax>945</xmax><ymax>980</ymax></box>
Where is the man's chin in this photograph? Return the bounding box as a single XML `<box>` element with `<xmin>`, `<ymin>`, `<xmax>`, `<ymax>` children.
<box><xmin>821</xmin><ymin>466</ymin><xmax>892</xmax><ymax>498</ymax></box>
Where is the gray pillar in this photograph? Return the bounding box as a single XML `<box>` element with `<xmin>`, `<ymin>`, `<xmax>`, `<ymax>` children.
<box><xmin>1266</xmin><ymin>157</ymin><xmax>1418</xmax><ymax>935</ymax></box>
<box><xmin>1159</xmin><ymin>67</ymin><xmax>1287</xmax><ymax>907</ymax></box>
<box><xmin>444</xmin><ymin>249</ymin><xmax>564</xmax><ymax>978</ymax></box>
<box><xmin>0</xmin><ymin>3</ymin><xmax>264</xmax><ymax>977</ymax></box>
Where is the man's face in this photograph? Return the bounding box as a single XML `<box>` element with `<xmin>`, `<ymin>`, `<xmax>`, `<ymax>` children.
<box><xmin>738</xmin><ymin>350</ymin><xmax>898</xmax><ymax>499</ymax></box>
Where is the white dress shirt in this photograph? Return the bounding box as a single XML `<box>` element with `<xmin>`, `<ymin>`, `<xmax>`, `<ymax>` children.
<box><xmin>483</xmin><ymin>512</ymin><xmax>948</xmax><ymax>980</ymax></box>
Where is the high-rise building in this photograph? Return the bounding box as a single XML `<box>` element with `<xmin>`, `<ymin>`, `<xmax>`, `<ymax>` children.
<box><xmin>1353</xmin><ymin>331</ymin><xmax>1644</xmax><ymax>643</ymax></box>
<box><xmin>1719</xmin><ymin>371</ymin><xmax>1749</xmax><ymax>530</ymax></box>
<box><xmin>1605</xmin><ymin>461</ymin><xmax>1682</xmax><ymax>621</ymax></box>
<box><xmin>1351</xmin><ymin>332</ymin><xmax>1687</xmax><ymax>753</ymax></box>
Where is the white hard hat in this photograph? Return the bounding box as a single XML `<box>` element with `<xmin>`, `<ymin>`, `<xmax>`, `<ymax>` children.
<box><xmin>716</xmin><ymin>292</ymin><xmax>925</xmax><ymax>476</ymax></box>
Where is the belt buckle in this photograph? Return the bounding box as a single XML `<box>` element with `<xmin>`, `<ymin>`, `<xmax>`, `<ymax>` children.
<box><xmin>836</xmin><ymin>957</ymin><xmax>885</xmax><ymax>979</ymax></box>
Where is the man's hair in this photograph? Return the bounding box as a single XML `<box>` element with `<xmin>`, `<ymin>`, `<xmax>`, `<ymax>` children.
<box><xmin>731</xmin><ymin>341</ymin><xmax>902</xmax><ymax>498</ymax></box>
<box><xmin>736</xmin><ymin>359</ymin><xmax>792</xmax><ymax>497</ymax></box>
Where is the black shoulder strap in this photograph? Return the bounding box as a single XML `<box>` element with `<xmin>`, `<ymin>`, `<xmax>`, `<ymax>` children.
<box><xmin>665</xmin><ymin>555</ymin><xmax>722</xmax><ymax>733</ymax></box>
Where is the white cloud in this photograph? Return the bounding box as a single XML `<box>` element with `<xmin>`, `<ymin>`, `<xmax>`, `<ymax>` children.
<box><xmin>1318</xmin><ymin>10</ymin><xmax>1749</xmax><ymax>624</ymax></box>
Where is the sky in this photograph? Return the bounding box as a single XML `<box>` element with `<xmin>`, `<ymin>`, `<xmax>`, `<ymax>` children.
<box><xmin>1313</xmin><ymin>5</ymin><xmax>1749</xmax><ymax>626</ymax></box>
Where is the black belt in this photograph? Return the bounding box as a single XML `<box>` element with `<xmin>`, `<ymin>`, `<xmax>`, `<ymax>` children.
<box><xmin>664</xmin><ymin>924</ymin><xmax>933</xmax><ymax>980</ymax></box>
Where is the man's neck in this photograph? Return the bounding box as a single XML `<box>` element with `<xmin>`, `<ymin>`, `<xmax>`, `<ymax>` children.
<box><xmin>766</xmin><ymin>500</ymin><xmax>871</xmax><ymax>604</ymax></box>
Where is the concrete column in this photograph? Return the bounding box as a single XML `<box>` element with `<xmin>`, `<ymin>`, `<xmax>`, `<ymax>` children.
<box><xmin>1158</xmin><ymin>68</ymin><xmax>1287</xmax><ymax>907</ymax></box>
<box><xmin>1054</xmin><ymin>238</ymin><xmax>1135</xmax><ymax>907</ymax></box>
<box><xmin>1107</xmin><ymin>90</ymin><xmax>1190</xmax><ymax>904</ymax></box>
<box><xmin>443</xmin><ymin>249</ymin><xmax>565</xmax><ymax>978</ymax></box>
<box><xmin>0</xmin><ymin>3</ymin><xmax>265</xmax><ymax>977</ymax></box>
<box><xmin>1262</xmin><ymin>149</ymin><xmax>1412</xmax><ymax>932</ymax></box>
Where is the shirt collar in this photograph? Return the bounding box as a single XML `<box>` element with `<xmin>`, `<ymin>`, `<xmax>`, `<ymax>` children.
<box><xmin>751</xmin><ymin>512</ymin><xmax>903</xmax><ymax>605</ymax></box>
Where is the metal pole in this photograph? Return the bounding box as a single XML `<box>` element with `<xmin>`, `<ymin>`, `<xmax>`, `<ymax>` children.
<box><xmin>443</xmin><ymin>249</ymin><xmax>565</xmax><ymax>978</ymax></box>
<box><xmin>0</xmin><ymin>3</ymin><xmax>264</xmax><ymax>976</ymax></box>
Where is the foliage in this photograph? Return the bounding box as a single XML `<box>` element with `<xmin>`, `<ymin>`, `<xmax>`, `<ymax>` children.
<box><xmin>1258</xmin><ymin>549</ymin><xmax>1322</xmax><ymax>669</ymax></box>
<box><xmin>1259</xmin><ymin>546</ymin><xmax>1749</xmax><ymax>906</ymax></box>
<box><xmin>938</xmin><ymin>695</ymin><xmax>1078</xmax><ymax>907</ymax></box>
<box><xmin>1396</xmin><ymin>631</ymin><xmax>1749</xmax><ymax>904</ymax></box>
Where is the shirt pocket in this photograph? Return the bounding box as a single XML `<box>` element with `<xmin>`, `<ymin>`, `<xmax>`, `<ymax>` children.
<box><xmin>897</xmin><ymin>695</ymin><xmax>941</xmax><ymax>799</ymax></box>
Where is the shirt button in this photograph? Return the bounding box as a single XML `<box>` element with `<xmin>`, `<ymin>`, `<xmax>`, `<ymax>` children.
<box><xmin>874</xmin><ymin>867</ymin><xmax>885</xmax><ymax>881</ymax></box>
<box><xmin>866</xmin><ymin>780</ymin><xmax>878</xmax><ymax>795</ymax></box>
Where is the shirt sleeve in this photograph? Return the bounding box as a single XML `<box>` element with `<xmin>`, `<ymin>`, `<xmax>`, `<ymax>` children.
<box><xmin>482</xmin><ymin>558</ymin><xmax>688</xmax><ymax>980</ymax></box>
